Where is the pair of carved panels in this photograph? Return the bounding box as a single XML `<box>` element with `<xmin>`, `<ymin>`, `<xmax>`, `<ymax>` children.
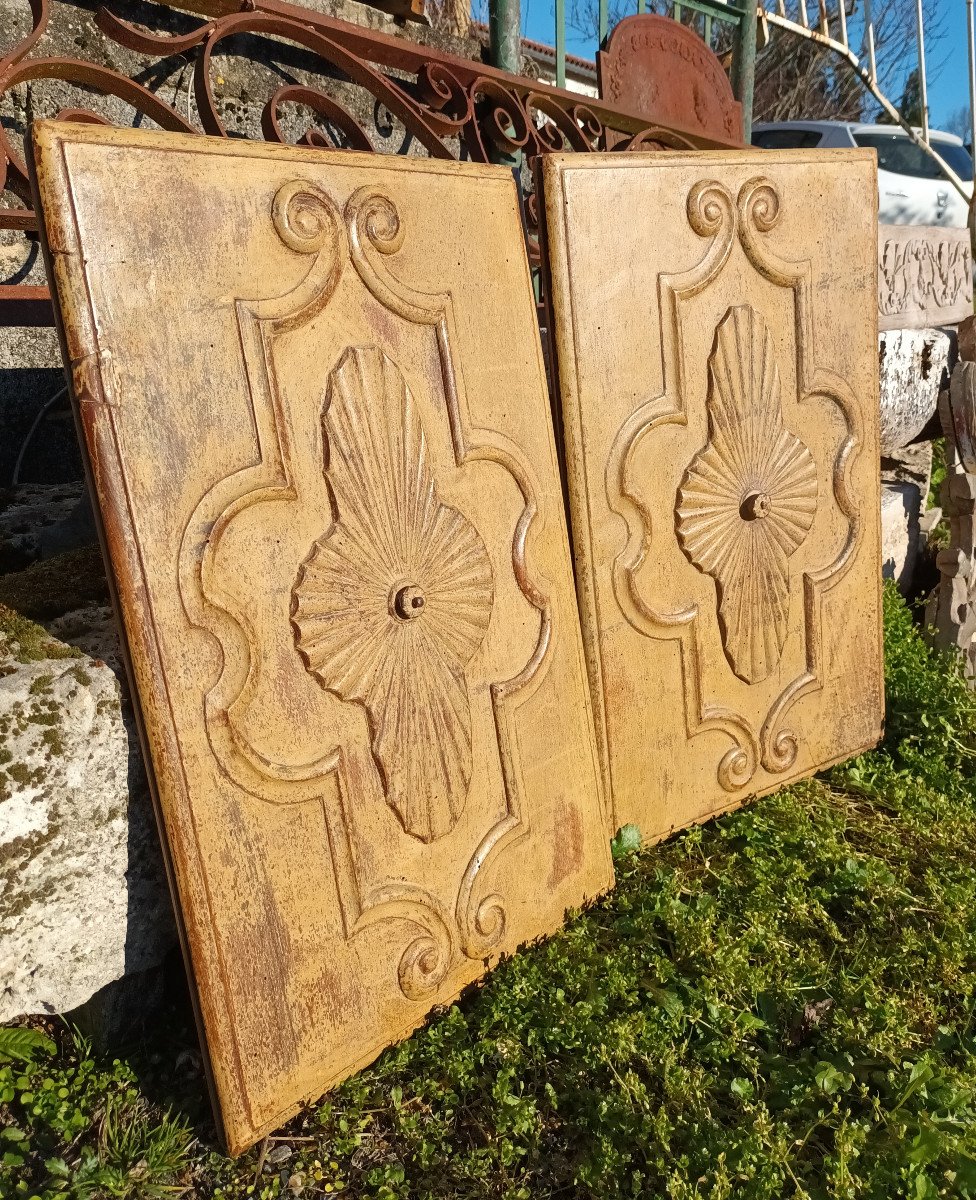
<box><xmin>31</xmin><ymin>124</ymin><xmax>882</xmax><ymax>1153</ymax></box>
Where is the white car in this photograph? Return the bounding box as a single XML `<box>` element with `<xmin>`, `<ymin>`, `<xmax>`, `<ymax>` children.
<box><xmin>751</xmin><ymin>120</ymin><xmax>973</xmax><ymax>227</ymax></box>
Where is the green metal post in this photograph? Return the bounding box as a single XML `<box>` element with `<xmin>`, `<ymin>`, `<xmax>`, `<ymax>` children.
<box><xmin>488</xmin><ymin>0</ymin><xmax>522</xmax><ymax>166</ymax></box>
<box><xmin>556</xmin><ymin>0</ymin><xmax>566</xmax><ymax>87</ymax></box>
<box><xmin>704</xmin><ymin>12</ymin><xmax>712</xmax><ymax>43</ymax></box>
<box><xmin>489</xmin><ymin>0</ymin><xmax>522</xmax><ymax>74</ymax></box>
<box><xmin>674</xmin><ymin>2</ymin><xmax>683</xmax><ymax>19</ymax></box>
<box><xmin>599</xmin><ymin>0</ymin><xmax>608</xmax><ymax>44</ymax></box>
<box><xmin>637</xmin><ymin>0</ymin><xmax>646</xmax><ymax>14</ymax></box>
<box><xmin>731</xmin><ymin>0</ymin><xmax>757</xmax><ymax>142</ymax></box>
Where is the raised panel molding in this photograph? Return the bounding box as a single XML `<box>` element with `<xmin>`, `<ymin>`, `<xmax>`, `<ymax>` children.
<box><xmin>540</xmin><ymin>151</ymin><xmax>883</xmax><ymax>839</ymax></box>
<box><xmin>34</xmin><ymin>123</ymin><xmax>611</xmax><ymax>1154</ymax></box>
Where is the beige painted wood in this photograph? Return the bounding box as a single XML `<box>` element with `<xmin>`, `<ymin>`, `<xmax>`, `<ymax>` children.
<box><xmin>31</xmin><ymin>121</ymin><xmax>612</xmax><ymax>1154</ymax></box>
<box><xmin>540</xmin><ymin>150</ymin><xmax>884</xmax><ymax>842</ymax></box>
<box><xmin>878</xmin><ymin>223</ymin><xmax>973</xmax><ymax>331</ymax></box>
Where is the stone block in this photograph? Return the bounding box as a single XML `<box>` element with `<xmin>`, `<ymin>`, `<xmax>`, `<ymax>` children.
<box><xmin>958</xmin><ymin>314</ymin><xmax>976</xmax><ymax>363</ymax></box>
<box><xmin>0</xmin><ymin>603</ymin><xmax>174</xmax><ymax>1024</ymax></box>
<box><xmin>881</xmin><ymin>442</ymin><xmax>933</xmax><ymax>593</ymax></box>
<box><xmin>879</xmin><ymin>328</ymin><xmax>950</xmax><ymax>454</ymax></box>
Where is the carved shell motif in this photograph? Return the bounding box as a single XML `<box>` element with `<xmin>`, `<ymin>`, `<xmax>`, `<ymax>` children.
<box><xmin>292</xmin><ymin>347</ymin><xmax>494</xmax><ymax>844</ymax></box>
<box><xmin>676</xmin><ymin>306</ymin><xmax>818</xmax><ymax>684</ymax></box>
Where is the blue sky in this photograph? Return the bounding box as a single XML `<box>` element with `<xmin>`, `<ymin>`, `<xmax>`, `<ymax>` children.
<box><xmin>521</xmin><ymin>0</ymin><xmax>594</xmax><ymax>59</ymax></box>
<box><xmin>514</xmin><ymin>0</ymin><xmax>971</xmax><ymax>133</ymax></box>
<box><xmin>926</xmin><ymin>2</ymin><xmax>970</xmax><ymax>131</ymax></box>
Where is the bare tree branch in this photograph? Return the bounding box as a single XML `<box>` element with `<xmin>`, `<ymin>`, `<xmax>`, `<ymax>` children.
<box><xmin>754</xmin><ymin>0</ymin><xmax>946</xmax><ymax>122</ymax></box>
<box><xmin>567</xmin><ymin>0</ymin><xmax>947</xmax><ymax>128</ymax></box>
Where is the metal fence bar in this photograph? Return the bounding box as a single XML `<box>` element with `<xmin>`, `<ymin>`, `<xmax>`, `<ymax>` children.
<box><xmin>668</xmin><ymin>0</ymin><xmax>741</xmax><ymax>24</ymax></box>
<box><xmin>862</xmin><ymin>0</ymin><xmax>877</xmax><ymax>82</ymax></box>
<box><xmin>555</xmin><ymin>0</ymin><xmax>566</xmax><ymax>86</ymax></box>
<box><xmin>914</xmin><ymin>0</ymin><xmax>929</xmax><ymax>140</ymax></box>
<box><xmin>836</xmin><ymin>0</ymin><xmax>847</xmax><ymax>52</ymax></box>
<box><xmin>599</xmin><ymin>0</ymin><xmax>608</xmax><ymax>43</ymax></box>
<box><xmin>489</xmin><ymin>0</ymin><xmax>521</xmax><ymax>72</ymax></box>
<box><xmin>968</xmin><ymin>0</ymin><xmax>976</xmax><ymax>189</ymax></box>
<box><xmin>732</xmin><ymin>0</ymin><xmax>757</xmax><ymax>140</ymax></box>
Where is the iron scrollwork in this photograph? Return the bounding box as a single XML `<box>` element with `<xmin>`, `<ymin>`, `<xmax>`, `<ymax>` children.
<box><xmin>0</xmin><ymin>0</ymin><xmax>704</xmax><ymax>322</ymax></box>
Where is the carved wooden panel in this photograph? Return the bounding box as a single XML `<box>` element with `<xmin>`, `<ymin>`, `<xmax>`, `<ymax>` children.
<box><xmin>540</xmin><ymin>150</ymin><xmax>883</xmax><ymax>841</ymax></box>
<box><xmin>878</xmin><ymin>224</ymin><xmax>973</xmax><ymax>331</ymax></box>
<box><xmin>32</xmin><ymin>122</ymin><xmax>612</xmax><ymax>1154</ymax></box>
<box><xmin>597</xmin><ymin>15</ymin><xmax>744</xmax><ymax>145</ymax></box>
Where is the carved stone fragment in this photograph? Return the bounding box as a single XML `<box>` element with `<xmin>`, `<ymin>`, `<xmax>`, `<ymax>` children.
<box><xmin>540</xmin><ymin>150</ymin><xmax>884</xmax><ymax>842</ymax></box>
<box><xmin>927</xmin><ymin>363</ymin><xmax>976</xmax><ymax>676</ymax></box>
<box><xmin>878</xmin><ymin>224</ymin><xmax>973</xmax><ymax>332</ymax></box>
<box><xmin>878</xmin><ymin>327</ymin><xmax>949</xmax><ymax>454</ymax></box>
<box><xmin>880</xmin><ymin>442</ymin><xmax>933</xmax><ymax>592</ymax></box>
<box><xmin>958</xmin><ymin>314</ymin><xmax>976</xmax><ymax>363</ymax></box>
<box><xmin>32</xmin><ymin>122</ymin><xmax>612</xmax><ymax>1154</ymax></box>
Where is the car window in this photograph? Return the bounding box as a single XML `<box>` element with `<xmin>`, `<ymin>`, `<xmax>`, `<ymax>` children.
<box><xmin>751</xmin><ymin>130</ymin><xmax>823</xmax><ymax>149</ymax></box>
<box><xmin>935</xmin><ymin>141</ymin><xmax>974</xmax><ymax>180</ymax></box>
<box><xmin>854</xmin><ymin>132</ymin><xmax>973</xmax><ymax>181</ymax></box>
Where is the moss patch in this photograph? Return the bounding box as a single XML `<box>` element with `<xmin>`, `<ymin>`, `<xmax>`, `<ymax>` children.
<box><xmin>0</xmin><ymin>603</ymin><xmax>81</xmax><ymax>665</ymax></box>
<box><xmin>0</xmin><ymin>546</ymin><xmax>109</xmax><ymax>621</ymax></box>
<box><xmin>27</xmin><ymin>673</ymin><xmax>53</xmax><ymax>696</ymax></box>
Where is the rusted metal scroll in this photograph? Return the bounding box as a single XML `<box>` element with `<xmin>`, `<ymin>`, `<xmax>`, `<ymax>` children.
<box><xmin>0</xmin><ymin>0</ymin><xmax>738</xmax><ymax>324</ymax></box>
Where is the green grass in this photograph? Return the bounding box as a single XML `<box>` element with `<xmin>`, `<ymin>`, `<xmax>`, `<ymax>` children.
<box><xmin>6</xmin><ymin>582</ymin><xmax>976</xmax><ymax>1199</ymax></box>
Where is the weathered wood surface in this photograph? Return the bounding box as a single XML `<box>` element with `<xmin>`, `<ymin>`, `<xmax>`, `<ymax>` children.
<box><xmin>878</xmin><ymin>224</ymin><xmax>973</xmax><ymax>332</ymax></box>
<box><xmin>597</xmin><ymin>15</ymin><xmax>744</xmax><ymax>146</ymax></box>
<box><xmin>540</xmin><ymin>150</ymin><xmax>884</xmax><ymax>842</ymax></box>
<box><xmin>31</xmin><ymin>121</ymin><xmax>612</xmax><ymax>1154</ymax></box>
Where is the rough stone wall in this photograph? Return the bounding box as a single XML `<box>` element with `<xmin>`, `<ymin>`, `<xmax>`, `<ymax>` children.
<box><xmin>0</xmin><ymin>605</ymin><xmax>175</xmax><ymax>1023</ymax></box>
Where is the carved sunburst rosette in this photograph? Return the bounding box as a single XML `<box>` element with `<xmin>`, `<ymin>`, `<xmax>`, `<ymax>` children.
<box><xmin>292</xmin><ymin>346</ymin><xmax>494</xmax><ymax>844</ymax></box>
<box><xmin>676</xmin><ymin>305</ymin><xmax>819</xmax><ymax>684</ymax></box>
